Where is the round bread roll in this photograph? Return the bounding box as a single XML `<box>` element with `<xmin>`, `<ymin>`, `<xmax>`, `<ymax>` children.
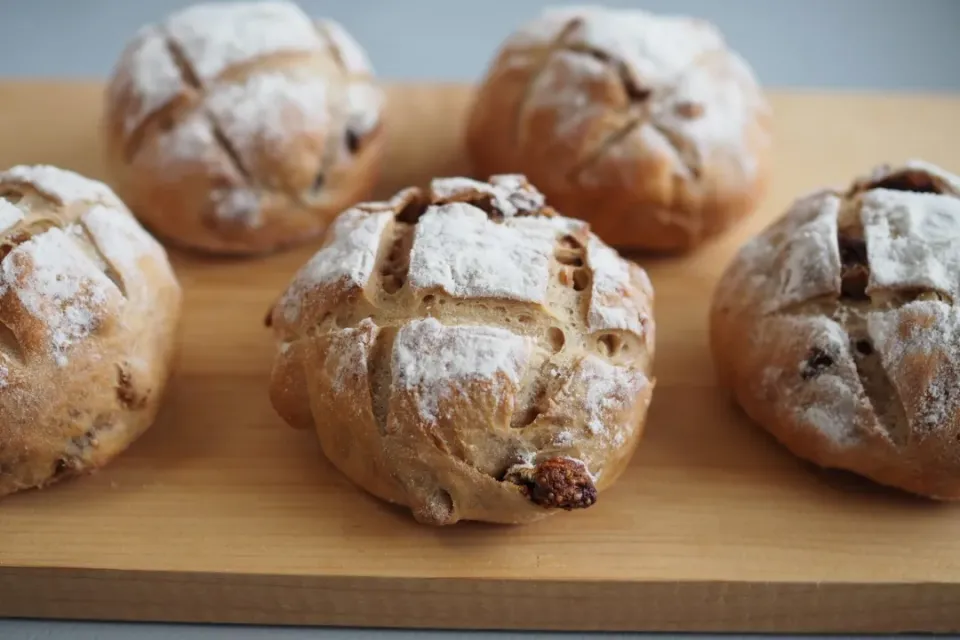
<box><xmin>267</xmin><ymin>174</ymin><xmax>656</xmax><ymax>525</ymax></box>
<box><xmin>710</xmin><ymin>160</ymin><xmax>960</xmax><ymax>499</ymax></box>
<box><xmin>103</xmin><ymin>0</ymin><xmax>384</xmax><ymax>256</ymax></box>
<box><xmin>465</xmin><ymin>5</ymin><xmax>772</xmax><ymax>253</ymax></box>
<box><xmin>0</xmin><ymin>164</ymin><xmax>182</xmax><ymax>497</ymax></box>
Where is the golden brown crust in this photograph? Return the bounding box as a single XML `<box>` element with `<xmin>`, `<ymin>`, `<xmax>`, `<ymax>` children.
<box><xmin>102</xmin><ymin>1</ymin><xmax>385</xmax><ymax>256</ymax></box>
<box><xmin>0</xmin><ymin>165</ymin><xmax>182</xmax><ymax>497</ymax></box>
<box><xmin>710</xmin><ymin>160</ymin><xmax>960</xmax><ymax>499</ymax></box>
<box><xmin>268</xmin><ymin>174</ymin><xmax>656</xmax><ymax>525</ymax></box>
<box><xmin>465</xmin><ymin>6</ymin><xmax>772</xmax><ymax>253</ymax></box>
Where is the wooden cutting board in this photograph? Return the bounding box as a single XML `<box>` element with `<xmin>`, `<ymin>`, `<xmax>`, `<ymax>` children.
<box><xmin>0</xmin><ymin>81</ymin><xmax>959</xmax><ymax>633</ymax></box>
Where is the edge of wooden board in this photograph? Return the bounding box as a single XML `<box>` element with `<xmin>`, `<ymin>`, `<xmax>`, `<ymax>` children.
<box><xmin>1</xmin><ymin>567</ymin><xmax>959</xmax><ymax>632</ymax></box>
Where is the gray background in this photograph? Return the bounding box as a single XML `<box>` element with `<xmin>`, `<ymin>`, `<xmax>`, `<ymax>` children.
<box><xmin>1</xmin><ymin>0</ymin><xmax>959</xmax><ymax>638</ymax></box>
<box><xmin>0</xmin><ymin>0</ymin><xmax>958</xmax><ymax>90</ymax></box>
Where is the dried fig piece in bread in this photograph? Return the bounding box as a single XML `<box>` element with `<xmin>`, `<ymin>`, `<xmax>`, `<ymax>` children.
<box><xmin>710</xmin><ymin>160</ymin><xmax>960</xmax><ymax>500</ymax></box>
<box><xmin>267</xmin><ymin>175</ymin><xmax>656</xmax><ymax>525</ymax></box>
<box><xmin>465</xmin><ymin>5</ymin><xmax>773</xmax><ymax>253</ymax></box>
<box><xmin>102</xmin><ymin>1</ymin><xmax>386</xmax><ymax>256</ymax></box>
<box><xmin>0</xmin><ymin>164</ymin><xmax>182</xmax><ymax>498</ymax></box>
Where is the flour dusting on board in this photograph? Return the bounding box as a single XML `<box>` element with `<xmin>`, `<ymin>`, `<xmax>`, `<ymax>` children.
<box><xmin>392</xmin><ymin>318</ymin><xmax>532</xmax><ymax>424</ymax></box>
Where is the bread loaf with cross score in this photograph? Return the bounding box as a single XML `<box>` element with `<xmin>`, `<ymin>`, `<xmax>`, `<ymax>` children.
<box><xmin>465</xmin><ymin>5</ymin><xmax>773</xmax><ymax>253</ymax></box>
<box><xmin>103</xmin><ymin>0</ymin><xmax>384</xmax><ymax>256</ymax></box>
<box><xmin>710</xmin><ymin>160</ymin><xmax>960</xmax><ymax>499</ymax></box>
<box><xmin>0</xmin><ymin>165</ymin><xmax>181</xmax><ymax>497</ymax></box>
<box><xmin>266</xmin><ymin>174</ymin><xmax>656</xmax><ymax>525</ymax></box>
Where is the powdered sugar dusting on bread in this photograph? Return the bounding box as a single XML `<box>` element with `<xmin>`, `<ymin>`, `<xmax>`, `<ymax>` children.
<box><xmin>0</xmin><ymin>165</ymin><xmax>118</xmax><ymax>207</ymax></box>
<box><xmin>119</xmin><ymin>26</ymin><xmax>184</xmax><ymax>136</ymax></box>
<box><xmin>0</xmin><ymin>201</ymin><xmax>25</xmax><ymax>234</ymax></box>
<box><xmin>392</xmin><ymin>318</ymin><xmax>532</xmax><ymax>423</ymax></box>
<box><xmin>513</xmin><ymin>6</ymin><xmax>724</xmax><ymax>76</ymax></box>
<box><xmin>648</xmin><ymin>48</ymin><xmax>765</xmax><ymax>177</ymax></box>
<box><xmin>407</xmin><ymin>203</ymin><xmax>557</xmax><ymax>303</ymax></box>
<box><xmin>115</xmin><ymin>0</ymin><xmax>383</xmax><ymax>213</ymax></box>
<box><xmin>585</xmin><ymin>236</ymin><xmax>647</xmax><ymax>335</ymax></box>
<box><xmin>318</xmin><ymin>18</ymin><xmax>374</xmax><ymax>76</ymax></box>
<box><xmin>1</xmin><ymin>228</ymin><xmax>114</xmax><ymax>367</ymax></box>
<box><xmin>785</xmin><ymin>317</ymin><xmax>862</xmax><ymax>447</ymax></box>
<box><xmin>326</xmin><ymin>318</ymin><xmax>378</xmax><ymax>394</ymax></box>
<box><xmin>205</xmin><ymin>71</ymin><xmax>330</xmax><ymax>168</ymax></box>
<box><xmin>508</xmin><ymin>5</ymin><xmax>765</xmax><ymax>179</ymax></box>
<box><xmin>861</xmin><ymin>189</ymin><xmax>960</xmax><ymax>300</ymax></box>
<box><xmin>165</xmin><ymin>1</ymin><xmax>322</xmax><ymax>81</ymax></box>
<box><xmin>767</xmin><ymin>193</ymin><xmax>842</xmax><ymax>313</ymax></box>
<box><xmin>429</xmin><ymin>175</ymin><xmax>546</xmax><ymax>217</ymax></box>
<box><xmin>82</xmin><ymin>204</ymin><xmax>169</xmax><ymax>290</ymax></box>
<box><xmin>281</xmin><ymin>209</ymin><xmax>393</xmax><ymax>323</ymax></box>
<box><xmin>579</xmin><ymin>355</ymin><xmax>648</xmax><ymax>435</ymax></box>
<box><xmin>867</xmin><ymin>301</ymin><xmax>960</xmax><ymax>433</ymax></box>
<box><xmin>521</xmin><ymin>50</ymin><xmax>610</xmax><ymax>142</ymax></box>
<box><xmin>345</xmin><ymin>82</ymin><xmax>383</xmax><ymax>136</ymax></box>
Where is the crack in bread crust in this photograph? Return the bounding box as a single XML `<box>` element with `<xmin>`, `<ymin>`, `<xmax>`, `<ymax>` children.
<box><xmin>0</xmin><ymin>192</ymin><xmax>129</xmax><ymax>303</ymax></box>
<box><xmin>513</xmin><ymin>18</ymin><xmax>587</xmax><ymax>146</ymax></box>
<box><xmin>271</xmin><ymin>179</ymin><xmax>654</xmax><ymax>520</ymax></box>
<box><xmin>516</xmin><ymin>34</ymin><xmax>716</xmax><ymax>183</ymax></box>
<box><xmin>162</xmin><ymin>36</ymin><xmax>253</xmax><ymax>185</ymax></box>
<box><xmin>770</xmin><ymin>186</ymin><xmax>953</xmax><ymax>447</ymax></box>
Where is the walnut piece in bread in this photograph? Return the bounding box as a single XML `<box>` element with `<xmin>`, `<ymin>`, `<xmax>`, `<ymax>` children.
<box><xmin>267</xmin><ymin>174</ymin><xmax>656</xmax><ymax>525</ymax></box>
<box><xmin>103</xmin><ymin>0</ymin><xmax>385</xmax><ymax>256</ymax></box>
<box><xmin>465</xmin><ymin>5</ymin><xmax>772</xmax><ymax>253</ymax></box>
<box><xmin>0</xmin><ymin>165</ymin><xmax>182</xmax><ymax>497</ymax></box>
<box><xmin>710</xmin><ymin>160</ymin><xmax>960</xmax><ymax>499</ymax></box>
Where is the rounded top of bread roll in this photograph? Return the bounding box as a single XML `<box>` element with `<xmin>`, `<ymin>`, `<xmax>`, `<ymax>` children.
<box><xmin>268</xmin><ymin>174</ymin><xmax>656</xmax><ymax>525</ymax></box>
<box><xmin>103</xmin><ymin>0</ymin><xmax>384</xmax><ymax>256</ymax></box>
<box><xmin>465</xmin><ymin>4</ymin><xmax>772</xmax><ymax>252</ymax></box>
<box><xmin>710</xmin><ymin>159</ymin><xmax>960</xmax><ymax>499</ymax></box>
<box><xmin>0</xmin><ymin>164</ymin><xmax>181</xmax><ymax>497</ymax></box>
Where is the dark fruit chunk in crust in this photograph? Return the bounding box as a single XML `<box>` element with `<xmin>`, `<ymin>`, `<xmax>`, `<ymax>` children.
<box><xmin>505</xmin><ymin>457</ymin><xmax>598</xmax><ymax>510</ymax></box>
<box><xmin>838</xmin><ymin>233</ymin><xmax>869</xmax><ymax>300</ymax></box>
<box><xmin>801</xmin><ymin>347</ymin><xmax>834</xmax><ymax>380</ymax></box>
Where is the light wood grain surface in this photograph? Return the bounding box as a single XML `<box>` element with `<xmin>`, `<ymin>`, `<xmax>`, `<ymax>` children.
<box><xmin>0</xmin><ymin>82</ymin><xmax>958</xmax><ymax>633</ymax></box>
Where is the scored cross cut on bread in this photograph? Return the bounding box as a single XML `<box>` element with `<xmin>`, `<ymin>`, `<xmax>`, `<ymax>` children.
<box><xmin>0</xmin><ymin>164</ymin><xmax>181</xmax><ymax>498</ymax></box>
<box><xmin>710</xmin><ymin>160</ymin><xmax>960</xmax><ymax>499</ymax></box>
<box><xmin>102</xmin><ymin>0</ymin><xmax>385</xmax><ymax>256</ymax></box>
<box><xmin>267</xmin><ymin>174</ymin><xmax>656</xmax><ymax>525</ymax></box>
<box><xmin>465</xmin><ymin>4</ymin><xmax>772</xmax><ymax>253</ymax></box>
